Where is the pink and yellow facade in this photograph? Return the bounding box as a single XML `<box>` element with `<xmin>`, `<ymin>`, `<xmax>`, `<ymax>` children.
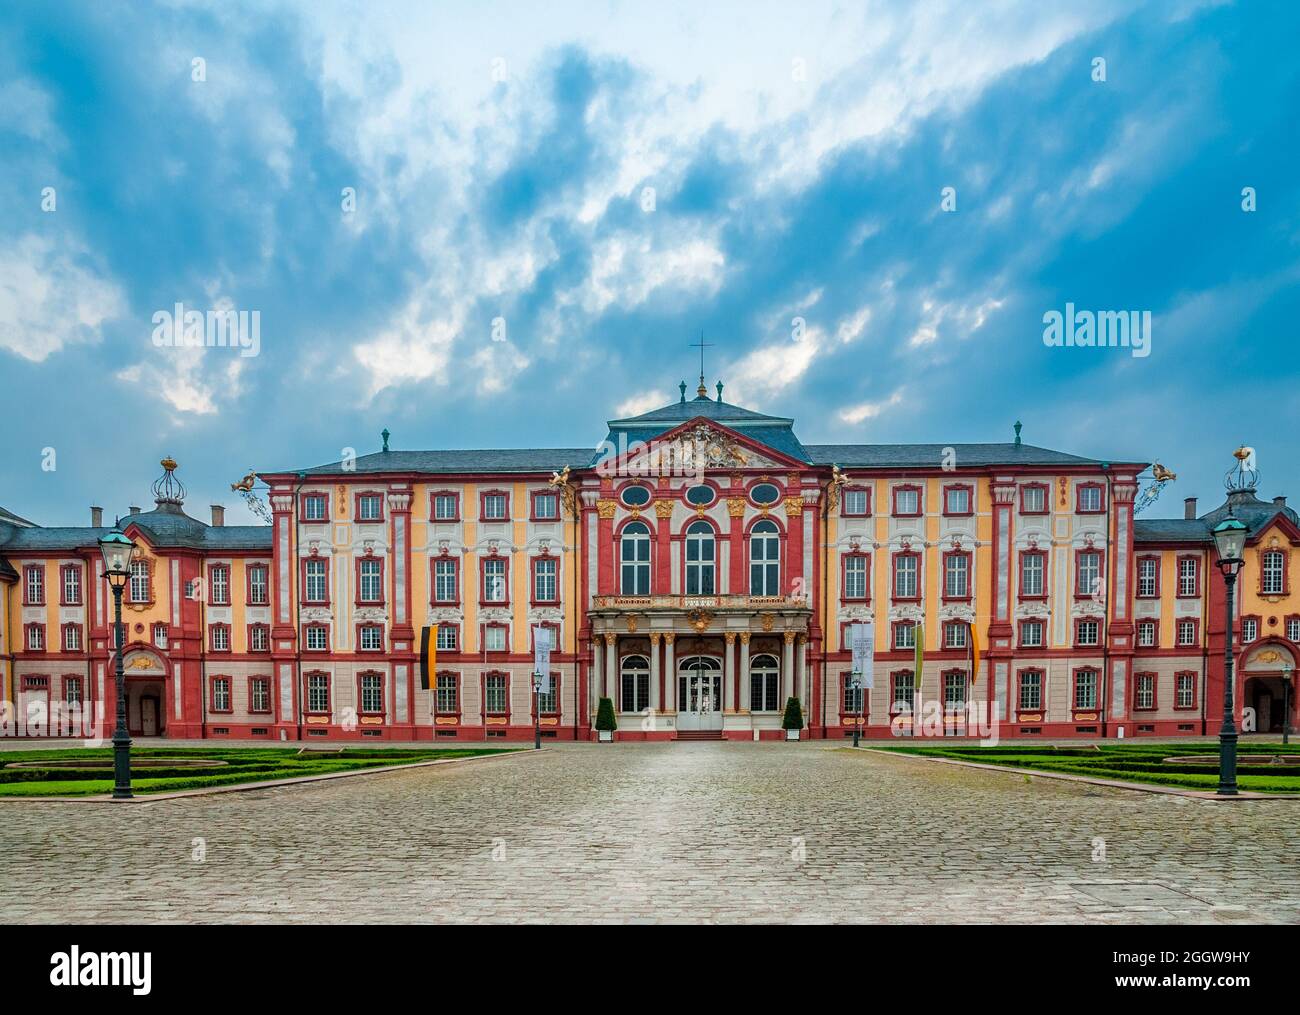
<box><xmin>1</xmin><ymin>384</ymin><xmax>1296</xmax><ymax>742</ymax></box>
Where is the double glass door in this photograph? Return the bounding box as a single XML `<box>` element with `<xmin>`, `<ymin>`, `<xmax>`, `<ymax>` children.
<box><xmin>677</xmin><ymin>658</ymin><xmax>723</xmax><ymax>730</ymax></box>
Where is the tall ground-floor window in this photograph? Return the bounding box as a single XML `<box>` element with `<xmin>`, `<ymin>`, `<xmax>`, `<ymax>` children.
<box><xmin>749</xmin><ymin>654</ymin><xmax>780</xmax><ymax>712</ymax></box>
<box><xmin>485</xmin><ymin>673</ymin><xmax>509</xmax><ymax>714</ymax></box>
<box><xmin>620</xmin><ymin>655</ymin><xmax>650</xmax><ymax>713</ymax></box>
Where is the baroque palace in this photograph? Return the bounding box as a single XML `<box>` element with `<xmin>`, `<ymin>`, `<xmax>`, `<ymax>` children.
<box><xmin>1</xmin><ymin>377</ymin><xmax>1297</xmax><ymax>742</ymax></box>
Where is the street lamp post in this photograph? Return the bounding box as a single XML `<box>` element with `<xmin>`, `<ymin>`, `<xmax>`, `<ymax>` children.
<box><xmin>1211</xmin><ymin>515</ymin><xmax>1247</xmax><ymax>797</ymax></box>
<box><xmin>1282</xmin><ymin>663</ymin><xmax>1293</xmax><ymax>747</ymax></box>
<box><xmin>533</xmin><ymin>673</ymin><xmax>542</xmax><ymax>750</ymax></box>
<box><xmin>99</xmin><ymin>528</ymin><xmax>139</xmax><ymax>800</ymax></box>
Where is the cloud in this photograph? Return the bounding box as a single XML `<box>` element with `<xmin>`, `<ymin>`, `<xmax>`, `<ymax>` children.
<box><xmin>838</xmin><ymin>389</ymin><xmax>906</xmax><ymax>425</ymax></box>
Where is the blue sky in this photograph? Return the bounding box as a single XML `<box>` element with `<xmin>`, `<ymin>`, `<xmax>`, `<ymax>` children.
<box><xmin>1</xmin><ymin>0</ymin><xmax>1297</xmax><ymax>526</ymax></box>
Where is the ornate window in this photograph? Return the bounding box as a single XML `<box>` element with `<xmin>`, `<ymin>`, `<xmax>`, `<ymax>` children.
<box><xmin>1177</xmin><ymin>555</ymin><xmax>1200</xmax><ymax>597</ymax></box>
<box><xmin>129</xmin><ymin>560</ymin><xmax>151</xmax><ymax>604</ymax></box>
<box><xmin>842</xmin><ymin>672</ymin><xmax>865</xmax><ymax>716</ymax></box>
<box><xmin>943</xmin><ymin>622</ymin><xmax>968</xmax><ymax>650</ymax></box>
<box><xmin>249</xmin><ymin>677</ymin><xmax>271</xmax><ymax>714</ymax></box>
<box><xmin>247</xmin><ymin>564</ymin><xmax>269</xmax><ymax>605</ymax></box>
<box><xmin>620</xmin><ymin>655</ymin><xmax>650</xmax><ymax>713</ymax></box>
<box><xmin>750</xmin><ymin>654</ymin><xmax>780</xmax><ymax>712</ymax></box>
<box><xmin>433</xmin><ymin>558</ymin><xmax>458</xmax><ymax>603</ymax></box>
<box><xmin>436</xmin><ymin>625</ymin><xmax>458</xmax><ymax>651</ymax></box>
<box><xmin>356</xmin><ymin>493</ymin><xmax>384</xmax><ymax>522</ymax></box>
<box><xmin>482</xmin><ymin>557</ymin><xmax>507</xmax><ymax>603</ymax></box>
<box><xmin>749</xmin><ymin>520</ymin><xmax>780</xmax><ymax>596</ymax></box>
<box><xmin>435</xmin><ymin>672</ymin><xmax>459</xmax><ymax>714</ymax></box>
<box><xmin>1020</xmin><ymin>484</ymin><xmax>1047</xmax><ymax>514</ymax></box>
<box><xmin>842</xmin><ymin>553</ymin><xmax>869</xmax><ymax>601</ymax></box>
<box><xmin>1176</xmin><ymin>618</ymin><xmax>1198</xmax><ymax>646</ymax></box>
<box><xmin>1076</xmin><ymin>483</ymin><xmax>1105</xmax><ymax>513</ymax></box>
<box><xmin>685</xmin><ymin>521</ymin><xmax>715</xmax><ymax>595</ymax></box>
<box><xmin>892</xmin><ymin>552</ymin><xmax>919</xmax><ymax>600</ymax></box>
<box><xmin>431</xmin><ymin>492</ymin><xmax>459</xmax><ymax>521</ymax></box>
<box><xmin>943</xmin><ymin>551</ymin><xmax>970</xmax><ymax>600</ymax></box>
<box><xmin>1073</xmin><ymin>669</ymin><xmax>1098</xmax><ymax>710</ymax></box>
<box><xmin>1134</xmin><ymin>673</ymin><xmax>1156</xmax><ymax>711</ymax></box>
<box><xmin>620</xmin><ymin>484</ymin><xmax>651</xmax><ymax>508</ymax></box>
<box><xmin>620</xmin><ymin>521</ymin><xmax>651</xmax><ymax>595</ymax></box>
<box><xmin>890</xmin><ymin>671</ymin><xmax>916</xmax><ymax>714</ymax></box>
<box><xmin>1175</xmin><ymin>672</ymin><xmax>1197</xmax><ymax>710</ymax></box>
<box><xmin>357</xmin><ymin>558</ymin><xmax>384</xmax><ymax>604</ymax></box>
<box><xmin>209</xmin><ymin>564</ymin><xmax>230</xmax><ymax>605</ymax></box>
<box><xmin>211</xmin><ymin>676</ymin><xmax>232</xmax><ymax>713</ymax></box>
<box><xmin>533</xmin><ymin>556</ymin><xmax>558</xmax><ymax>603</ymax></box>
<box><xmin>153</xmin><ymin>623</ymin><xmax>168</xmax><ymax>649</ymax></box>
<box><xmin>1136</xmin><ymin>620</ymin><xmax>1158</xmax><ymax>648</ymax></box>
<box><xmin>1019</xmin><ymin>619</ymin><xmax>1045</xmax><ymax>647</ymax></box>
<box><xmin>482</xmin><ymin>491</ymin><xmax>509</xmax><ymax>520</ymax></box>
<box><xmin>943</xmin><ymin>670</ymin><xmax>968</xmax><ymax>711</ymax></box>
<box><xmin>1136</xmin><ymin>556</ymin><xmax>1159</xmax><ymax>598</ymax></box>
<box><xmin>359</xmin><ymin>672</ymin><xmax>384</xmax><ymax>714</ymax></box>
<box><xmin>62</xmin><ymin>623</ymin><xmax>82</xmax><ymax>653</ymax></box>
<box><xmin>1018</xmin><ymin>670</ymin><xmax>1043</xmax><ymax>711</ymax></box>
<box><xmin>1075</xmin><ymin>619</ymin><xmax>1100</xmax><ymax>647</ymax></box>
<box><xmin>61</xmin><ymin>565</ymin><xmax>82</xmax><ymax>605</ymax></box>
<box><xmin>306</xmin><ymin>672</ymin><xmax>330</xmax><ymax>714</ymax></box>
<box><xmin>531</xmin><ymin>491</ymin><xmax>560</xmax><ymax>521</ymax></box>
<box><xmin>1262</xmin><ymin>550</ymin><xmax>1286</xmax><ymax>595</ymax></box>
<box><xmin>892</xmin><ymin>485</ymin><xmax>921</xmax><ymax>517</ymax></box>
<box><xmin>1241</xmin><ymin>616</ymin><xmax>1259</xmax><ymax>643</ymax></box>
<box><xmin>1076</xmin><ymin>551</ymin><xmax>1102</xmax><ymax>597</ymax></box>
<box><xmin>892</xmin><ymin>621</ymin><xmax>917</xmax><ymax>650</ymax></box>
<box><xmin>943</xmin><ymin>485</ymin><xmax>972</xmax><ymax>516</ymax></box>
<box><xmin>303</xmin><ymin>558</ymin><xmax>328</xmax><ymax>604</ymax></box>
<box><xmin>358</xmin><ymin>624</ymin><xmax>384</xmax><ymax>651</ymax></box>
<box><xmin>750</xmin><ymin>483</ymin><xmax>781</xmax><ymax>507</ymax></box>
<box><xmin>302</xmin><ymin>493</ymin><xmax>328</xmax><ymax>521</ymax></box>
<box><xmin>842</xmin><ymin>488</ymin><xmax>870</xmax><ymax>516</ymax></box>
<box><xmin>249</xmin><ymin>623</ymin><xmax>270</xmax><ymax>652</ymax></box>
<box><xmin>484</xmin><ymin>672</ymin><xmax>509</xmax><ymax>715</ymax></box>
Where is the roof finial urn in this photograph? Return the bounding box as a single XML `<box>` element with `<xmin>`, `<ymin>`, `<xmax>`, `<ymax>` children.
<box><xmin>679</xmin><ymin>380</ymin><xmax>687</xmax><ymax>403</ymax></box>
<box><xmin>382</xmin><ymin>428</ymin><xmax>391</xmax><ymax>453</ymax></box>
<box><xmin>152</xmin><ymin>456</ymin><xmax>186</xmax><ymax>509</ymax></box>
<box><xmin>1014</xmin><ymin>420</ymin><xmax>1022</xmax><ymax>447</ymax></box>
<box><xmin>716</xmin><ymin>380</ymin><xmax>724</xmax><ymax>401</ymax></box>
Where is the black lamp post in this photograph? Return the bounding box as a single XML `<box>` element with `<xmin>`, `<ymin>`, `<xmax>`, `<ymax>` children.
<box><xmin>851</xmin><ymin>671</ymin><xmax>863</xmax><ymax>748</ymax></box>
<box><xmin>99</xmin><ymin>528</ymin><xmax>138</xmax><ymax>800</ymax></box>
<box><xmin>1211</xmin><ymin>515</ymin><xmax>1247</xmax><ymax>796</ymax></box>
<box><xmin>1282</xmin><ymin>663</ymin><xmax>1293</xmax><ymax>747</ymax></box>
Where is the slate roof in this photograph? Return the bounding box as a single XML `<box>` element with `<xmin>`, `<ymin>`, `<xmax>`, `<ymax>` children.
<box><xmin>804</xmin><ymin>443</ymin><xmax>1105</xmax><ymax>469</ymax></box>
<box><xmin>288</xmin><ymin>448</ymin><xmax>594</xmax><ymax>477</ymax></box>
<box><xmin>0</xmin><ymin>505</ymin><xmax>271</xmax><ymax>552</ymax></box>
<box><xmin>600</xmin><ymin>393</ymin><xmax>812</xmax><ymax>464</ymax></box>
<box><xmin>0</xmin><ymin>556</ymin><xmax>17</xmax><ymax>581</ymax></box>
<box><xmin>1133</xmin><ymin>518</ymin><xmax>1212</xmax><ymax>544</ymax></box>
<box><xmin>1132</xmin><ymin>491</ymin><xmax>1297</xmax><ymax>544</ymax></box>
<box><xmin>0</xmin><ymin>505</ymin><xmax>37</xmax><ymax>527</ymax></box>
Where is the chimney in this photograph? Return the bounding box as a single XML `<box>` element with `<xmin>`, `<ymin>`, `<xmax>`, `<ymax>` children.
<box><xmin>1275</xmin><ymin>496</ymin><xmax>1287</xmax><ymax>509</ymax></box>
<box><xmin>128</xmin><ymin>505</ymin><xmax>141</xmax><ymax>515</ymax></box>
<box><xmin>90</xmin><ymin>506</ymin><xmax>103</xmax><ymax>527</ymax></box>
<box><xmin>210</xmin><ymin>504</ymin><xmax>225</xmax><ymax>527</ymax></box>
<box><xmin>1184</xmin><ymin>497</ymin><xmax>1197</xmax><ymax>520</ymax></box>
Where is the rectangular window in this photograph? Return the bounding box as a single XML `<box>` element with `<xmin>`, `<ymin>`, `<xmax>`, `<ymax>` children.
<box><xmin>537</xmin><ymin>675</ymin><xmax>559</xmax><ymax>714</ymax></box>
<box><xmin>485</xmin><ymin>673</ymin><xmax>508</xmax><ymax>713</ymax></box>
<box><xmin>893</xmin><ymin>623</ymin><xmax>916</xmax><ymax>650</ymax></box>
<box><xmin>842</xmin><ymin>675</ymin><xmax>864</xmax><ymax>715</ymax></box>
<box><xmin>894</xmin><ymin>487</ymin><xmax>919</xmax><ymax>516</ymax></box>
<box><xmin>943</xmin><ymin>671</ymin><xmax>967</xmax><ymax>710</ymax></box>
<box><xmin>533</xmin><ymin>492</ymin><xmax>559</xmax><ymax>520</ymax></box>
<box><xmin>63</xmin><ymin>624</ymin><xmax>82</xmax><ymax>652</ymax></box>
<box><xmin>1076</xmin><ymin>620</ymin><xmax>1100</xmax><ymax>646</ymax></box>
<box><xmin>304</xmin><ymin>559</ymin><xmax>328</xmax><ymax>603</ymax></box>
<box><xmin>1134</xmin><ymin>673</ymin><xmax>1155</xmax><ymax>710</ymax></box>
<box><xmin>64</xmin><ymin>676</ymin><xmax>83</xmax><ymax>707</ymax></box>
<box><xmin>360</xmin><ymin>673</ymin><xmax>384</xmax><ymax>714</ymax></box>
<box><xmin>250</xmin><ymin>677</ymin><xmax>271</xmax><ymax>714</ymax></box>
<box><xmin>436</xmin><ymin>625</ymin><xmax>458</xmax><ymax>651</ymax></box>
<box><xmin>153</xmin><ymin>623</ymin><xmax>168</xmax><ymax>649</ymax></box>
<box><xmin>27</xmin><ymin>624</ymin><xmax>45</xmax><ymax>651</ymax></box>
<box><xmin>358</xmin><ymin>558</ymin><xmax>383</xmax><ymax>603</ymax></box>
<box><xmin>1020</xmin><ymin>553</ymin><xmax>1044</xmax><ymax>597</ymax></box>
<box><xmin>1241</xmin><ymin>618</ymin><xmax>1258</xmax><ymax>643</ymax></box>
<box><xmin>25</xmin><ymin>566</ymin><xmax>44</xmax><ymax>605</ymax></box>
<box><xmin>1020</xmin><ymin>620</ymin><xmax>1044</xmax><ymax>647</ymax></box>
<box><xmin>359</xmin><ymin>625</ymin><xmax>384</xmax><ymax>651</ymax></box>
<box><xmin>357</xmin><ymin>493</ymin><xmax>383</xmax><ymax>521</ymax></box>
<box><xmin>483</xmin><ymin>493</ymin><xmax>508</xmax><ymax>520</ymax></box>
<box><xmin>1021</xmin><ymin>485</ymin><xmax>1046</xmax><ymax>513</ymax></box>
<box><xmin>944</xmin><ymin>622</ymin><xmax>967</xmax><ymax>650</ymax></box>
<box><xmin>303</xmin><ymin>494</ymin><xmax>328</xmax><ymax>521</ymax></box>
<box><xmin>1177</xmin><ymin>557</ymin><xmax>1199</xmax><ymax>597</ymax></box>
<box><xmin>483</xmin><ymin>559</ymin><xmax>507</xmax><ymax>602</ymax></box>
<box><xmin>1288</xmin><ymin>618</ymin><xmax>1300</xmax><ymax>642</ymax></box>
<box><xmin>944</xmin><ymin>487</ymin><xmax>970</xmax><ymax>515</ymax></box>
<box><xmin>210</xmin><ymin>565</ymin><xmax>230</xmax><ymax>604</ymax></box>
<box><xmin>212</xmin><ymin>676</ymin><xmax>231</xmax><ymax>712</ymax></box>
<box><xmin>944</xmin><ymin>554</ymin><xmax>969</xmax><ymax>598</ymax></box>
<box><xmin>305</xmin><ymin>625</ymin><xmax>329</xmax><ymax>651</ymax></box>
<box><xmin>62</xmin><ymin>566</ymin><xmax>82</xmax><ymax>605</ymax></box>
<box><xmin>211</xmin><ymin>625</ymin><xmax>230</xmax><ymax>652</ymax></box>
<box><xmin>433</xmin><ymin>494</ymin><xmax>458</xmax><ymax>520</ymax></box>
<box><xmin>891</xmin><ymin>671</ymin><xmax>916</xmax><ymax>713</ymax></box>
<box><xmin>307</xmin><ymin>673</ymin><xmax>330</xmax><ymax>713</ymax></box>
<box><xmin>248</xmin><ymin>565</ymin><xmax>269</xmax><ymax>605</ymax></box>
<box><xmin>1074</xmin><ymin>670</ymin><xmax>1098</xmax><ymax>710</ymax></box>
<box><xmin>843</xmin><ymin>556</ymin><xmax>867</xmax><ymax>599</ymax></box>
<box><xmin>1076</xmin><ymin>552</ymin><xmax>1102</xmax><ymax>597</ymax></box>
<box><xmin>534</xmin><ymin>558</ymin><xmax>557</xmax><ymax>602</ymax></box>
<box><xmin>893</xmin><ymin>555</ymin><xmax>918</xmax><ymax>599</ymax></box>
<box><xmin>843</xmin><ymin>489</ymin><xmax>869</xmax><ymax>516</ymax></box>
<box><xmin>249</xmin><ymin>624</ymin><xmax>269</xmax><ymax>652</ymax></box>
<box><xmin>435</xmin><ymin>673</ymin><xmax>458</xmax><ymax>713</ymax></box>
<box><xmin>1077</xmin><ymin>485</ymin><xmax>1103</xmax><ymax>512</ymax></box>
<box><xmin>433</xmin><ymin>559</ymin><xmax>458</xmax><ymax>603</ymax></box>
<box><xmin>1136</xmin><ymin>620</ymin><xmax>1157</xmax><ymax>648</ymax></box>
<box><xmin>1019</xmin><ymin>671</ymin><xmax>1043</xmax><ymax>711</ymax></box>
<box><xmin>129</xmin><ymin>561</ymin><xmax>150</xmax><ymax>603</ymax></box>
<box><xmin>1136</xmin><ymin>557</ymin><xmax>1158</xmax><ymax>598</ymax></box>
<box><xmin>1262</xmin><ymin>551</ymin><xmax>1285</xmax><ymax>595</ymax></box>
<box><xmin>485</xmin><ymin>625</ymin><xmax>507</xmax><ymax>651</ymax></box>
<box><xmin>1176</xmin><ymin>672</ymin><xmax>1196</xmax><ymax>709</ymax></box>
<box><xmin>1177</xmin><ymin>619</ymin><xmax>1197</xmax><ymax>647</ymax></box>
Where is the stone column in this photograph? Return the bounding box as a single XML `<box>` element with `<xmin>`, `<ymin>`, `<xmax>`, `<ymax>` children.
<box><xmin>649</xmin><ymin>632</ymin><xmax>661</xmax><ymax>711</ymax></box>
<box><xmin>723</xmin><ymin>632</ymin><xmax>736</xmax><ymax>711</ymax></box>
<box><xmin>739</xmin><ymin>633</ymin><xmax>751</xmax><ymax>711</ymax></box>
<box><xmin>592</xmin><ymin>635</ymin><xmax>603</xmax><ymax>711</ymax></box>
<box><xmin>604</xmin><ymin>633</ymin><xmax>617</xmax><ymax>707</ymax></box>
<box><xmin>782</xmin><ymin>631</ymin><xmax>795</xmax><ymax>703</ymax></box>
<box><xmin>664</xmin><ymin>633</ymin><xmax>676</xmax><ymax>712</ymax></box>
<box><xmin>797</xmin><ymin>634</ymin><xmax>807</xmax><ymax>709</ymax></box>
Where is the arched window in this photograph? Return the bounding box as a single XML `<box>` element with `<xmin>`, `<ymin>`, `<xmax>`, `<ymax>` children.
<box><xmin>750</xmin><ymin>520</ymin><xmax>780</xmax><ymax>595</ymax></box>
<box><xmin>620</xmin><ymin>522</ymin><xmax>651</xmax><ymax>595</ymax></box>
<box><xmin>678</xmin><ymin>656</ymin><xmax>721</xmax><ymax>712</ymax></box>
<box><xmin>750</xmin><ymin>654</ymin><xmax>780</xmax><ymax>712</ymax></box>
<box><xmin>620</xmin><ymin>654</ymin><xmax>650</xmax><ymax>713</ymax></box>
<box><xmin>685</xmin><ymin>521</ymin><xmax>715</xmax><ymax>594</ymax></box>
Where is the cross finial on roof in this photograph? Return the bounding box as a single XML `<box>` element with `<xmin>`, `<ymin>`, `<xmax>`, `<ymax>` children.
<box><xmin>690</xmin><ymin>332</ymin><xmax>713</xmax><ymax>397</ymax></box>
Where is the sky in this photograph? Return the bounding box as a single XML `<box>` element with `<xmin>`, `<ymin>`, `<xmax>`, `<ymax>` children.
<box><xmin>1</xmin><ymin>0</ymin><xmax>1297</xmax><ymax>527</ymax></box>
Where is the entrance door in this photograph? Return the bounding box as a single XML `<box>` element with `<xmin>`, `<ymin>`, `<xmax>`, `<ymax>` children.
<box><xmin>141</xmin><ymin>696</ymin><xmax>158</xmax><ymax>737</ymax></box>
<box><xmin>677</xmin><ymin>657</ymin><xmax>723</xmax><ymax>731</ymax></box>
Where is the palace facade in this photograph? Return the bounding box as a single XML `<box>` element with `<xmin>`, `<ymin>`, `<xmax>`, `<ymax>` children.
<box><xmin>2</xmin><ymin>379</ymin><xmax>1297</xmax><ymax>742</ymax></box>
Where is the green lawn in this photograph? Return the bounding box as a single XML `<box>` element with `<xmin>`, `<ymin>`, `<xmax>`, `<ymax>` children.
<box><xmin>0</xmin><ymin>746</ymin><xmax>516</xmax><ymax>797</ymax></box>
<box><xmin>872</xmin><ymin>742</ymin><xmax>1300</xmax><ymax>793</ymax></box>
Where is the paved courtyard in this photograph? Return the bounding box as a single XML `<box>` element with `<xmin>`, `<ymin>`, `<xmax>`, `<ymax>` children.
<box><xmin>3</xmin><ymin>742</ymin><xmax>1298</xmax><ymax>923</ymax></box>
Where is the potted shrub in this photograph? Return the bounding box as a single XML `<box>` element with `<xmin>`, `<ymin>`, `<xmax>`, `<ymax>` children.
<box><xmin>595</xmin><ymin>697</ymin><xmax>617</xmax><ymax>742</ymax></box>
<box><xmin>781</xmin><ymin>697</ymin><xmax>803</xmax><ymax>741</ymax></box>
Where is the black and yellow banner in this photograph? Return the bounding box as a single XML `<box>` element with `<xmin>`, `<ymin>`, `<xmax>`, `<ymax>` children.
<box><xmin>419</xmin><ymin>625</ymin><xmax>437</xmax><ymax>690</ymax></box>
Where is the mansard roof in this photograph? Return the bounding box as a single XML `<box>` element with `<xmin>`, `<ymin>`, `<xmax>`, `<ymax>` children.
<box><xmin>291</xmin><ymin>448</ymin><xmax>595</xmax><ymax>477</ymax></box>
<box><xmin>601</xmin><ymin>391</ymin><xmax>811</xmax><ymax>464</ymax></box>
<box><xmin>0</xmin><ymin>503</ymin><xmax>271</xmax><ymax>553</ymax></box>
<box><xmin>1133</xmin><ymin>490</ymin><xmax>1299</xmax><ymax>545</ymax></box>
<box><xmin>0</xmin><ymin>505</ymin><xmax>37</xmax><ymax>527</ymax></box>
<box><xmin>803</xmin><ymin>443</ymin><xmax>1103</xmax><ymax>469</ymax></box>
<box><xmin>1132</xmin><ymin>518</ymin><xmax>1212</xmax><ymax>544</ymax></box>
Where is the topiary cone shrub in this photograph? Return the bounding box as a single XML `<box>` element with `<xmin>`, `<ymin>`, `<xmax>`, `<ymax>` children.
<box><xmin>595</xmin><ymin>697</ymin><xmax>617</xmax><ymax>734</ymax></box>
<box><xmin>781</xmin><ymin>697</ymin><xmax>804</xmax><ymax>731</ymax></box>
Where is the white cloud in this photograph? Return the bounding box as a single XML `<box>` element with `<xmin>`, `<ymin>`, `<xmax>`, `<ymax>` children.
<box><xmin>839</xmin><ymin>388</ymin><xmax>905</xmax><ymax>425</ymax></box>
<box><xmin>0</xmin><ymin>235</ymin><xmax>125</xmax><ymax>361</ymax></box>
<box><xmin>615</xmin><ymin>389</ymin><xmax>669</xmax><ymax>417</ymax></box>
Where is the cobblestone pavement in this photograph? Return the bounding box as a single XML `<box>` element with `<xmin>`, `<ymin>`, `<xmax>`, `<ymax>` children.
<box><xmin>3</xmin><ymin>742</ymin><xmax>1298</xmax><ymax>924</ymax></box>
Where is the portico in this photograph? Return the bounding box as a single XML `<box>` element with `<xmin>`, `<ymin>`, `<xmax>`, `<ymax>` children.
<box><xmin>589</xmin><ymin>593</ymin><xmax>812</xmax><ymax>739</ymax></box>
